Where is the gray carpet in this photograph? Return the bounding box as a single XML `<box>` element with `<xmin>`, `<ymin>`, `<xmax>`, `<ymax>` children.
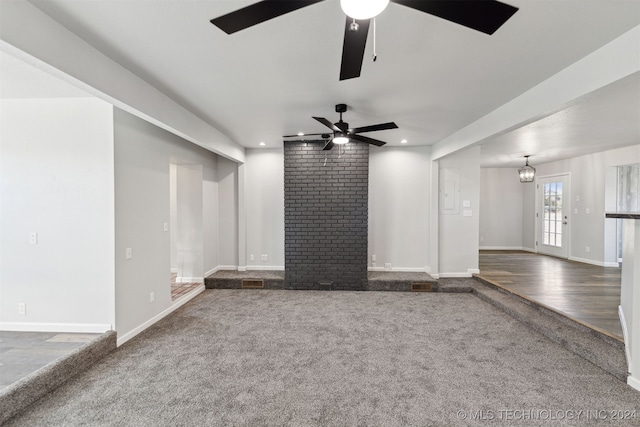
<box><xmin>4</xmin><ymin>290</ymin><xmax>639</xmax><ymax>426</ymax></box>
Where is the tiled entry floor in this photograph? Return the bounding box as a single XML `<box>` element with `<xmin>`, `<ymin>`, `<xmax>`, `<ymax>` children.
<box><xmin>0</xmin><ymin>331</ymin><xmax>100</xmax><ymax>390</ymax></box>
<box><xmin>171</xmin><ymin>273</ymin><xmax>201</xmax><ymax>300</ymax></box>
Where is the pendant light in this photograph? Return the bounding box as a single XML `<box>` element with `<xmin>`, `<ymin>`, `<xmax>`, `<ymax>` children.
<box><xmin>518</xmin><ymin>155</ymin><xmax>536</xmax><ymax>183</ymax></box>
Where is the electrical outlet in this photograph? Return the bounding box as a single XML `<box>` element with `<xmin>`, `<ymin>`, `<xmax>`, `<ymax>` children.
<box><xmin>385</xmin><ymin>263</ymin><xmax>392</xmax><ymax>271</ymax></box>
<box><xmin>585</xmin><ymin>246</ymin><xmax>590</xmax><ymax>253</ymax></box>
<box><xmin>150</xmin><ymin>292</ymin><xmax>155</xmax><ymax>303</ymax></box>
<box><xmin>372</xmin><ymin>254</ymin><xmax>376</xmax><ymax>262</ymax></box>
<box><xmin>480</xmin><ymin>236</ymin><xmax>484</xmax><ymax>242</ymax></box>
<box><xmin>29</xmin><ymin>232</ymin><xmax>38</xmax><ymax>245</ymax></box>
<box><xmin>261</xmin><ymin>254</ymin><xmax>268</xmax><ymax>261</ymax></box>
<box><xmin>126</xmin><ymin>248</ymin><xmax>132</xmax><ymax>259</ymax></box>
<box><xmin>585</xmin><ymin>208</ymin><xmax>590</xmax><ymax>214</ymax></box>
<box><xmin>163</xmin><ymin>223</ymin><xmax>168</xmax><ymax>232</ymax></box>
<box><xmin>18</xmin><ymin>303</ymin><xmax>26</xmax><ymax>315</ymax></box>
<box><xmin>250</xmin><ymin>254</ymin><xmax>255</xmax><ymax>261</ymax></box>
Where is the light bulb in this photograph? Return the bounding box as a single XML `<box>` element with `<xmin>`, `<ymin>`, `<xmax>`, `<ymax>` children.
<box><xmin>340</xmin><ymin>0</ymin><xmax>389</xmax><ymax>19</ymax></box>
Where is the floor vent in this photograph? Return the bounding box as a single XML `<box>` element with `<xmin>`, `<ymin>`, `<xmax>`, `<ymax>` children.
<box><xmin>242</xmin><ymin>279</ymin><xmax>264</xmax><ymax>289</ymax></box>
<box><xmin>319</xmin><ymin>281</ymin><xmax>333</xmax><ymax>291</ymax></box>
<box><xmin>411</xmin><ymin>282</ymin><xmax>432</xmax><ymax>292</ymax></box>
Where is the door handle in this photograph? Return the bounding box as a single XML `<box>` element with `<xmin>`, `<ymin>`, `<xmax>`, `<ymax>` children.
<box><xmin>563</xmin><ymin>221</ymin><xmax>568</xmax><ymax>225</ymax></box>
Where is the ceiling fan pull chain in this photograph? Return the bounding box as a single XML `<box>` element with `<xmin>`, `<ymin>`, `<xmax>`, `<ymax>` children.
<box><xmin>372</xmin><ymin>17</ymin><xmax>377</xmax><ymax>62</ymax></box>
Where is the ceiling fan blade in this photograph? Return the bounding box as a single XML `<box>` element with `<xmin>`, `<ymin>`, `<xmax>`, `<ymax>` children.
<box><xmin>283</xmin><ymin>132</ymin><xmax>329</xmax><ymax>138</ymax></box>
<box><xmin>391</xmin><ymin>0</ymin><xmax>518</xmax><ymax>35</ymax></box>
<box><xmin>322</xmin><ymin>140</ymin><xmax>335</xmax><ymax>151</ymax></box>
<box><xmin>285</xmin><ymin>139</ymin><xmax>329</xmax><ymax>144</ymax></box>
<box><xmin>350</xmin><ymin>134</ymin><xmax>386</xmax><ymax>147</ymax></box>
<box><xmin>313</xmin><ymin>117</ymin><xmax>341</xmax><ymax>132</ymax></box>
<box><xmin>350</xmin><ymin>122</ymin><xmax>399</xmax><ymax>134</ymax></box>
<box><xmin>339</xmin><ymin>17</ymin><xmax>371</xmax><ymax>80</ymax></box>
<box><xmin>210</xmin><ymin>0</ymin><xmax>325</xmax><ymax>34</ymax></box>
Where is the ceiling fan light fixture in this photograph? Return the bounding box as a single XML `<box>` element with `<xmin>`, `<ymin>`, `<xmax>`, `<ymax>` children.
<box><xmin>333</xmin><ymin>132</ymin><xmax>349</xmax><ymax>145</ymax></box>
<box><xmin>518</xmin><ymin>155</ymin><xmax>536</xmax><ymax>183</ymax></box>
<box><xmin>340</xmin><ymin>0</ymin><xmax>389</xmax><ymax>19</ymax></box>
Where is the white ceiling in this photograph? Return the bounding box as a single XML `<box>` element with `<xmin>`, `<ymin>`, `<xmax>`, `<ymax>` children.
<box><xmin>8</xmin><ymin>0</ymin><xmax>640</xmax><ymax>167</ymax></box>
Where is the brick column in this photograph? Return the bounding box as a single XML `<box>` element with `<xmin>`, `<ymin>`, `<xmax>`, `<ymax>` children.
<box><xmin>284</xmin><ymin>142</ymin><xmax>368</xmax><ymax>290</ymax></box>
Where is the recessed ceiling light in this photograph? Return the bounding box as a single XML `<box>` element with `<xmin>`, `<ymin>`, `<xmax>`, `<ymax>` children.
<box><xmin>401</xmin><ymin>139</ymin><xmax>408</xmax><ymax>144</ymax></box>
<box><xmin>259</xmin><ymin>142</ymin><xmax>266</xmax><ymax>146</ymax></box>
<box><xmin>297</xmin><ymin>132</ymin><xmax>304</xmax><ymax>136</ymax></box>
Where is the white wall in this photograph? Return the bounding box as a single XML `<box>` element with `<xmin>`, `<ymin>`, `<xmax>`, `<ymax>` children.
<box><xmin>218</xmin><ymin>157</ymin><xmax>238</xmax><ymax>268</ymax></box>
<box><xmin>113</xmin><ymin>107</ymin><xmax>221</xmax><ymax>342</ymax></box>
<box><xmin>369</xmin><ymin>146</ymin><xmax>431</xmax><ymax>271</ymax></box>
<box><xmin>245</xmin><ymin>148</ymin><xmax>284</xmax><ymax>270</ymax></box>
<box><xmin>0</xmin><ymin>98</ymin><xmax>115</xmax><ymax>332</ymax></box>
<box><xmin>438</xmin><ymin>146</ymin><xmax>481</xmax><ymax>276</ymax></box>
<box><xmin>203</xmin><ymin>161</ymin><xmax>219</xmax><ymax>276</ymax></box>
<box><xmin>479</xmin><ymin>168</ymin><xmax>524</xmax><ymax>249</ymax></box>
<box><xmin>176</xmin><ymin>164</ymin><xmax>203</xmax><ymax>282</ymax></box>
<box><xmin>533</xmin><ymin>145</ymin><xmax>640</xmax><ymax>266</ymax></box>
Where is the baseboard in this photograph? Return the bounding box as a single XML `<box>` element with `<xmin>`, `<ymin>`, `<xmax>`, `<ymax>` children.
<box><xmin>438</xmin><ymin>272</ymin><xmax>473</xmax><ymax>278</ymax></box>
<box><xmin>467</xmin><ymin>268</ymin><xmax>480</xmax><ymax>275</ymax></box>
<box><xmin>430</xmin><ymin>273</ymin><xmax>440</xmax><ymax>279</ymax></box>
<box><xmin>176</xmin><ymin>276</ymin><xmax>203</xmax><ymax>284</ymax></box>
<box><xmin>569</xmin><ymin>256</ymin><xmax>619</xmax><ymax>268</ymax></box>
<box><xmin>204</xmin><ymin>266</ymin><xmax>237</xmax><ymax>277</ymax></box>
<box><xmin>246</xmin><ymin>265</ymin><xmax>285</xmax><ymax>271</ymax></box>
<box><xmin>170</xmin><ymin>267</ymin><xmax>178</xmax><ymax>274</ymax></box>
<box><xmin>116</xmin><ymin>285</ymin><xmax>205</xmax><ymax>347</ymax></box>
<box><xmin>619</xmin><ymin>305</ymin><xmax>631</xmax><ymax>372</ymax></box>
<box><xmin>627</xmin><ymin>375</ymin><xmax>640</xmax><ymax>392</ymax></box>
<box><xmin>367</xmin><ymin>267</ymin><xmax>428</xmax><ymax>273</ymax></box>
<box><xmin>479</xmin><ymin>246</ymin><xmax>525</xmax><ymax>251</ymax></box>
<box><xmin>0</xmin><ymin>322</ymin><xmax>112</xmax><ymax>333</ymax></box>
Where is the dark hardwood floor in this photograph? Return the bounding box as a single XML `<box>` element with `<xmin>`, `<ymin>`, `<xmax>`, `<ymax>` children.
<box><xmin>477</xmin><ymin>250</ymin><xmax>623</xmax><ymax>341</ymax></box>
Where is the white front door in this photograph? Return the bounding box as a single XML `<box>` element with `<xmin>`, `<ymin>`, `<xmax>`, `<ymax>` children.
<box><xmin>537</xmin><ymin>175</ymin><xmax>570</xmax><ymax>258</ymax></box>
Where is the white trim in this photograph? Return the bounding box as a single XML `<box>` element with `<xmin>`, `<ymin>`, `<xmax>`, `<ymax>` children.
<box><xmin>237</xmin><ymin>266</ymin><xmax>247</xmax><ymax>272</ymax></box>
<box><xmin>170</xmin><ymin>267</ymin><xmax>178</xmax><ymax>274</ymax></box>
<box><xmin>246</xmin><ymin>265</ymin><xmax>285</xmax><ymax>271</ymax></box>
<box><xmin>176</xmin><ymin>276</ymin><xmax>203</xmax><ymax>284</ymax></box>
<box><xmin>430</xmin><ymin>273</ymin><xmax>440</xmax><ymax>279</ymax></box>
<box><xmin>116</xmin><ymin>284</ymin><xmax>205</xmax><ymax>346</ymax></box>
<box><xmin>217</xmin><ymin>265</ymin><xmax>238</xmax><ymax>271</ymax></box>
<box><xmin>438</xmin><ymin>272</ymin><xmax>473</xmax><ymax>278</ymax></box>
<box><xmin>479</xmin><ymin>246</ymin><xmax>531</xmax><ymax>251</ymax></box>
<box><xmin>619</xmin><ymin>305</ymin><xmax>632</xmax><ymax>372</ymax></box>
<box><xmin>0</xmin><ymin>322</ymin><xmax>112</xmax><ymax>333</ymax></box>
<box><xmin>467</xmin><ymin>268</ymin><xmax>480</xmax><ymax>275</ymax></box>
<box><xmin>368</xmin><ymin>266</ymin><xmax>428</xmax><ymax>273</ymax></box>
<box><xmin>627</xmin><ymin>376</ymin><xmax>640</xmax><ymax>392</ymax></box>
<box><xmin>569</xmin><ymin>256</ymin><xmax>619</xmax><ymax>268</ymax></box>
<box><xmin>203</xmin><ymin>265</ymin><xmax>237</xmax><ymax>277</ymax></box>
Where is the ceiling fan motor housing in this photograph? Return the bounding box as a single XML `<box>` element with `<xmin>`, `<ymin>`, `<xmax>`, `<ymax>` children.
<box><xmin>335</xmin><ymin>104</ymin><xmax>347</xmax><ymax>113</ymax></box>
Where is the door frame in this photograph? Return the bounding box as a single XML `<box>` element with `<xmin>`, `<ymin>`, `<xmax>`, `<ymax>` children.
<box><xmin>534</xmin><ymin>173</ymin><xmax>571</xmax><ymax>259</ymax></box>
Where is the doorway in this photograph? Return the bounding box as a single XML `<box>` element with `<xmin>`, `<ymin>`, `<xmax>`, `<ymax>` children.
<box><xmin>537</xmin><ymin>174</ymin><xmax>571</xmax><ymax>258</ymax></box>
<box><xmin>169</xmin><ymin>162</ymin><xmax>204</xmax><ymax>300</ymax></box>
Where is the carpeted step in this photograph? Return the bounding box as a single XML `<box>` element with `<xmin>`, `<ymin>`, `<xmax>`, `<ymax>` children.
<box><xmin>472</xmin><ymin>280</ymin><xmax>627</xmax><ymax>382</ymax></box>
<box><xmin>0</xmin><ymin>331</ymin><xmax>117</xmax><ymax>425</ymax></box>
<box><xmin>205</xmin><ymin>270</ymin><xmax>285</xmax><ymax>289</ymax></box>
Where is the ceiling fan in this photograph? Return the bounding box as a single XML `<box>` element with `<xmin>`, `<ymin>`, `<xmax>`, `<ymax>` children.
<box><xmin>210</xmin><ymin>0</ymin><xmax>518</xmax><ymax>81</ymax></box>
<box><xmin>283</xmin><ymin>103</ymin><xmax>397</xmax><ymax>150</ymax></box>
